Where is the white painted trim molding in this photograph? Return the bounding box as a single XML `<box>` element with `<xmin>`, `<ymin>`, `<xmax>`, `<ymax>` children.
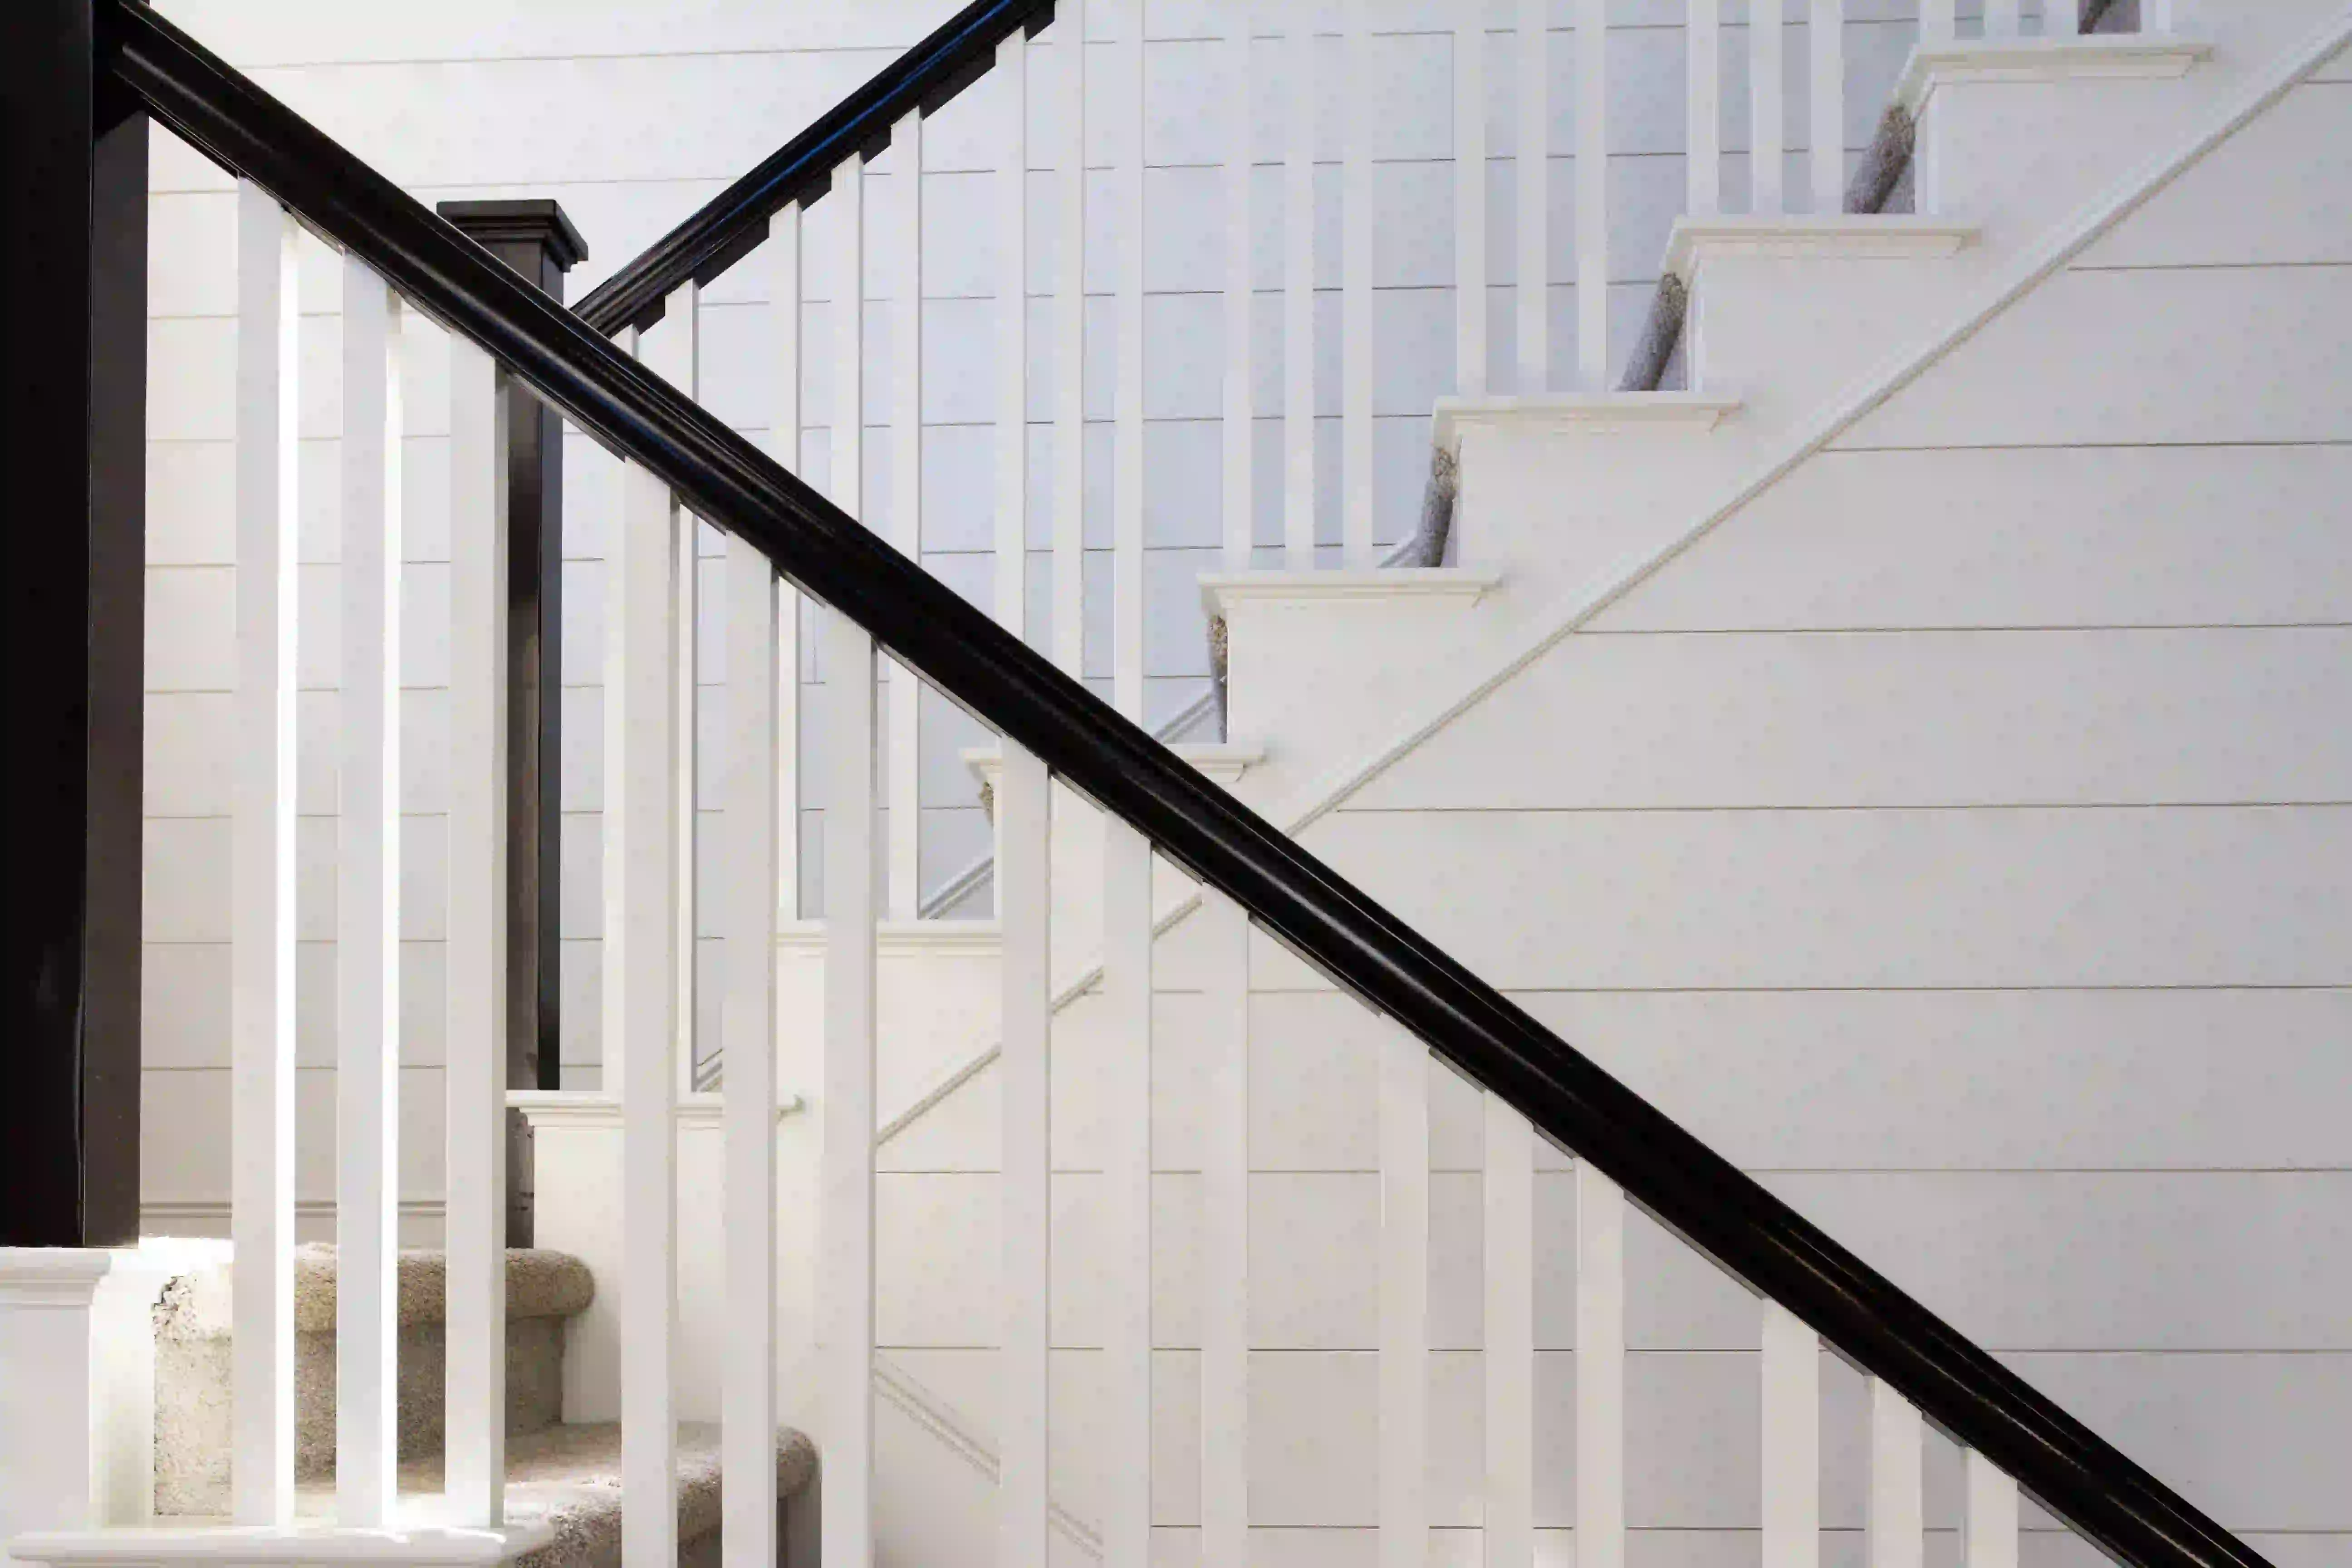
<box><xmin>1199</xmin><ymin>568</ymin><xmax>1502</xmax><ymax>618</ymax></box>
<box><xmin>507</xmin><ymin>1092</ymin><xmax>807</xmax><ymax>1132</ymax></box>
<box><xmin>1895</xmin><ymin>34</ymin><xmax>2215</xmax><ymax>113</ymax></box>
<box><xmin>775</xmin><ymin>920</ymin><xmax>1002</xmax><ymax>957</ymax></box>
<box><xmin>1664</xmin><ymin>216</ymin><xmax>1980</xmax><ymax>282</ymax></box>
<box><xmin>963</xmin><ymin>741</ymin><xmax>1265</xmax><ymax>795</ymax></box>
<box><xmin>871</xmin><ymin>1354</ymin><xmax>1101</xmax><ymax>1559</ymax></box>
<box><xmin>7</xmin><ymin>1525</ymin><xmax>554</xmax><ymax>1567</ymax></box>
<box><xmin>1431</xmin><ymin>394</ymin><xmax>1740</xmax><ymax>451</ymax></box>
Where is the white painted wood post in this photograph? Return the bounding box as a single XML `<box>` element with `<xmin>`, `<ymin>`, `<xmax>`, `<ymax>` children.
<box><xmin>230</xmin><ymin>180</ymin><xmax>299</xmax><ymax>1531</ymax></box>
<box><xmin>444</xmin><ymin>335</ymin><xmax>509</xmax><ymax>1527</ymax></box>
<box><xmin>2047</xmin><ymin>0</ymin><xmax>2081</xmax><ymax>39</ymax></box>
<box><xmin>723</xmin><ymin>534</ymin><xmax>781</xmax><ymax>1568</ymax></box>
<box><xmin>1377</xmin><ymin>1022</ymin><xmax>1428</xmax><ymax>1568</ymax></box>
<box><xmin>1762</xmin><ymin>1300</ymin><xmax>1821</xmax><ymax>1568</ymax></box>
<box><xmin>1575</xmin><ymin>0</ymin><xmax>1608</xmax><ymax>390</ymax></box>
<box><xmin>998</xmin><ymin>743</ymin><xmax>1052</xmax><ymax>1568</ymax></box>
<box><xmin>889</xmin><ymin>112</ymin><xmax>924</xmax><ymax>916</ymax></box>
<box><xmin>1987</xmin><ymin>0</ymin><xmax>2023</xmax><ymax>39</ymax></box>
<box><xmin>1053</xmin><ymin>11</ymin><xmax>1086</xmax><ymax>678</ymax></box>
<box><xmin>1514</xmin><ymin>0</ymin><xmax>1548</xmax><ymax>393</ymax></box>
<box><xmin>1753</xmin><ymin>0</ymin><xmax>1787</xmax><ymax>216</ymax></box>
<box><xmin>1922</xmin><ymin>0</ymin><xmax>1956</xmax><ymax>47</ymax></box>
<box><xmin>1964</xmin><ymin>1452</ymin><xmax>2022</xmax><ymax>1568</ymax></box>
<box><xmin>1282</xmin><ymin>7</ymin><xmax>1317</xmax><ymax>569</ymax></box>
<box><xmin>335</xmin><ymin>259</ymin><xmax>404</xmax><ymax>1529</ymax></box>
<box><xmin>1484</xmin><ymin>1096</ymin><xmax>1534</xmax><ymax>1568</ymax></box>
<box><xmin>615</xmin><ymin>327</ymin><xmax>683</xmax><ymax>1568</ymax></box>
<box><xmin>1222</xmin><ymin>2</ymin><xmax>1254</xmax><ymax>572</ymax></box>
<box><xmin>998</xmin><ymin>31</ymin><xmax>1030</xmax><ymax>638</ymax></box>
<box><xmin>769</xmin><ymin>204</ymin><xmax>804</xmax><ymax>920</ymax></box>
<box><xmin>1577</xmin><ymin>1165</ymin><xmax>1627</xmax><ymax>1568</ymax></box>
<box><xmin>1810</xmin><ymin>0</ymin><xmax>1845</xmax><ymax>215</ymax></box>
<box><xmin>1198</xmin><ymin>888</ymin><xmax>1250</xmax><ymax>1568</ymax></box>
<box><xmin>1102</xmin><ymin>817</ymin><xmax>1155</xmax><ymax>1568</ymax></box>
<box><xmin>1690</xmin><ymin>0</ymin><xmax>1722</xmax><ymax>216</ymax></box>
<box><xmin>1455</xmin><ymin>0</ymin><xmax>1489</xmax><ymax>394</ymax></box>
<box><xmin>1113</xmin><ymin>0</ymin><xmax>1147</xmax><ymax>720</ymax></box>
<box><xmin>1342</xmin><ymin>0</ymin><xmax>1375</xmax><ymax>566</ymax></box>
<box><xmin>1867</xmin><ymin>1380</ymin><xmax>1925</xmax><ymax>1568</ymax></box>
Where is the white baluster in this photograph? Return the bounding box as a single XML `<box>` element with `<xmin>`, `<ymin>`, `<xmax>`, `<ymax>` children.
<box><xmin>1484</xmin><ymin>1096</ymin><xmax>1534</xmax><ymax>1568</ymax></box>
<box><xmin>1455</xmin><ymin>0</ymin><xmax>1490</xmax><ymax>394</ymax></box>
<box><xmin>890</xmin><ymin>113</ymin><xmax>924</xmax><ymax>915</ymax></box>
<box><xmin>1754</xmin><ymin>0</ymin><xmax>1787</xmax><ymax>216</ymax></box>
<box><xmin>1576</xmin><ymin>0</ymin><xmax>1608</xmax><ymax>389</ymax></box>
<box><xmin>1199</xmin><ymin>888</ymin><xmax>1250</xmax><ymax>1568</ymax></box>
<box><xmin>998</xmin><ymin>31</ymin><xmax>1030</xmax><ymax>636</ymax></box>
<box><xmin>998</xmin><ymin>744</ymin><xmax>1052</xmax><ymax>1568</ymax></box>
<box><xmin>2142</xmin><ymin>0</ymin><xmax>2174</xmax><ymax>34</ymax></box>
<box><xmin>1378</xmin><ymin>1022</ymin><xmax>1427</xmax><ymax>1568</ymax></box>
<box><xmin>1053</xmin><ymin>15</ymin><xmax>1086</xmax><ymax>677</ymax></box>
<box><xmin>1342</xmin><ymin>0</ymin><xmax>1374</xmax><ymax>565</ymax></box>
<box><xmin>1923</xmin><ymin>0</ymin><xmax>1957</xmax><ymax>46</ymax></box>
<box><xmin>770</xmin><ymin>205</ymin><xmax>804</xmax><ymax>919</ymax></box>
<box><xmin>1222</xmin><ymin>2</ymin><xmax>1254</xmax><ymax>571</ymax></box>
<box><xmin>1811</xmin><ymin>0</ymin><xmax>1845</xmax><ymax>215</ymax></box>
<box><xmin>1515</xmin><ymin>0</ymin><xmax>1548</xmax><ymax>393</ymax></box>
<box><xmin>836</xmin><ymin>153</ymin><xmax>867</xmax><ymax>529</ymax></box>
<box><xmin>1988</xmin><ymin>0</ymin><xmax>2023</xmax><ymax>39</ymax></box>
<box><xmin>1762</xmin><ymin>1300</ymin><xmax>1820</xmax><ymax>1568</ymax></box>
<box><xmin>231</xmin><ymin>181</ymin><xmax>298</xmax><ymax>1530</ymax></box>
<box><xmin>1964</xmin><ymin>1452</ymin><xmax>2021</xmax><ymax>1568</ymax></box>
<box><xmin>1690</xmin><ymin>0</ymin><xmax>1722</xmax><ymax>216</ymax></box>
<box><xmin>1282</xmin><ymin>7</ymin><xmax>1317</xmax><ymax>569</ymax></box>
<box><xmin>723</xmin><ymin>530</ymin><xmax>781</xmax><ymax>1568</ymax></box>
<box><xmin>1113</xmin><ymin>0</ymin><xmax>1147</xmax><ymax>720</ymax></box>
<box><xmin>445</xmin><ymin>336</ymin><xmax>509</xmax><ymax>1527</ymax></box>
<box><xmin>1578</xmin><ymin>1165</ymin><xmax>1627</xmax><ymax>1568</ymax></box>
<box><xmin>1102</xmin><ymin>818</ymin><xmax>1154</xmax><ymax>1568</ymax></box>
<box><xmin>336</xmin><ymin>259</ymin><xmax>403</xmax><ymax>1528</ymax></box>
<box><xmin>2048</xmin><ymin>0</ymin><xmax>2082</xmax><ymax>39</ymax></box>
<box><xmin>1867</xmin><ymin>1380</ymin><xmax>1925</xmax><ymax>1568</ymax></box>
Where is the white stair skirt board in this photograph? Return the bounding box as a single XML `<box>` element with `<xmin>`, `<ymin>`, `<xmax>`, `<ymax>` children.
<box><xmin>1895</xmin><ymin>34</ymin><xmax>2215</xmax><ymax>113</ymax></box>
<box><xmin>1663</xmin><ymin>217</ymin><xmax>1983</xmax><ymax>283</ymax></box>
<box><xmin>1431</xmin><ymin>393</ymin><xmax>1743</xmax><ymax>451</ymax></box>
<box><xmin>1198</xmin><ymin>569</ymin><xmax>1503</xmax><ymax>618</ymax></box>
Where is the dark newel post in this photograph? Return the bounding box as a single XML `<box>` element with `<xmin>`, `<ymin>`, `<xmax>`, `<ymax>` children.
<box><xmin>438</xmin><ymin>200</ymin><xmax>586</xmax><ymax>1247</ymax></box>
<box><xmin>0</xmin><ymin>0</ymin><xmax>147</xmax><ymax>1248</ymax></box>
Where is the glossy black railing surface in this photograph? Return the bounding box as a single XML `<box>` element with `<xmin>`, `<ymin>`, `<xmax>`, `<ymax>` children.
<box><xmin>573</xmin><ymin>0</ymin><xmax>1053</xmax><ymax>336</ymax></box>
<box><xmin>103</xmin><ymin>10</ymin><xmax>2268</xmax><ymax>1568</ymax></box>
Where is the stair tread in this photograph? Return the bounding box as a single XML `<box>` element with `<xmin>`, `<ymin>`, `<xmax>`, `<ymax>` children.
<box><xmin>155</xmin><ymin>1246</ymin><xmax>596</xmax><ymax>1338</ymax></box>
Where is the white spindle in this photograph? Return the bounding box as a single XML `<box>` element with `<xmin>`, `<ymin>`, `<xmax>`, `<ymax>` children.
<box><xmin>230</xmin><ymin>181</ymin><xmax>298</xmax><ymax>1530</ymax></box>
<box><xmin>1761</xmin><ymin>1300</ymin><xmax>1820</xmax><ymax>1568</ymax></box>
<box><xmin>1113</xmin><ymin>0</ymin><xmax>1146</xmax><ymax>720</ymax></box>
<box><xmin>1377</xmin><ymin>1023</ymin><xmax>1428</xmax><ymax>1568</ymax></box>
<box><xmin>335</xmin><ymin>259</ymin><xmax>403</xmax><ymax>1528</ymax></box>
<box><xmin>1102</xmin><ymin>818</ymin><xmax>1154</xmax><ymax>1568</ymax></box>
<box><xmin>889</xmin><ymin>113</ymin><xmax>924</xmax><ymax>916</ymax></box>
<box><xmin>836</xmin><ymin>153</ymin><xmax>867</xmax><ymax>528</ymax></box>
<box><xmin>1455</xmin><ymin>0</ymin><xmax>1490</xmax><ymax>394</ymax></box>
<box><xmin>669</xmin><ymin>306</ymin><xmax>703</xmax><ymax>1099</ymax></box>
<box><xmin>1923</xmin><ymin>0</ymin><xmax>1956</xmax><ymax>46</ymax></box>
<box><xmin>1753</xmin><ymin>0</ymin><xmax>1787</xmax><ymax>216</ymax></box>
<box><xmin>770</xmin><ymin>205</ymin><xmax>804</xmax><ymax>920</ymax></box>
<box><xmin>1484</xmin><ymin>1096</ymin><xmax>1534</xmax><ymax>1568</ymax></box>
<box><xmin>723</xmin><ymin>531</ymin><xmax>781</xmax><ymax>1568</ymax></box>
<box><xmin>1577</xmin><ymin>1166</ymin><xmax>1627</xmax><ymax>1568</ymax></box>
<box><xmin>819</xmin><ymin>603</ymin><xmax>879</xmax><ymax>1568</ymax></box>
<box><xmin>1052</xmin><ymin>17</ymin><xmax>1085</xmax><ymax>677</ymax></box>
<box><xmin>998</xmin><ymin>744</ymin><xmax>1052</xmax><ymax>1568</ymax></box>
<box><xmin>2142</xmin><ymin>0</ymin><xmax>2173</xmax><ymax>34</ymax></box>
<box><xmin>1575</xmin><ymin>0</ymin><xmax>1607</xmax><ymax>390</ymax></box>
<box><xmin>1514</xmin><ymin>0</ymin><xmax>1548</xmax><ymax>393</ymax></box>
<box><xmin>1342</xmin><ymin>0</ymin><xmax>1374</xmax><ymax>565</ymax></box>
<box><xmin>1690</xmin><ymin>0</ymin><xmax>1721</xmax><ymax>216</ymax></box>
<box><xmin>998</xmin><ymin>32</ymin><xmax>1030</xmax><ymax>636</ymax></box>
<box><xmin>1811</xmin><ymin>0</ymin><xmax>1845</xmax><ymax>215</ymax></box>
<box><xmin>615</xmin><ymin>327</ymin><xmax>685</xmax><ymax>1568</ymax></box>
<box><xmin>1964</xmin><ymin>1452</ymin><xmax>2021</xmax><ymax>1568</ymax></box>
<box><xmin>1282</xmin><ymin>9</ymin><xmax>1316</xmax><ymax>569</ymax></box>
<box><xmin>2047</xmin><ymin>0</ymin><xmax>2081</xmax><ymax>39</ymax></box>
<box><xmin>1222</xmin><ymin>4</ymin><xmax>1254</xmax><ymax>571</ymax></box>
<box><xmin>1199</xmin><ymin>888</ymin><xmax>1250</xmax><ymax>1568</ymax></box>
<box><xmin>444</xmin><ymin>336</ymin><xmax>509</xmax><ymax>1526</ymax></box>
<box><xmin>1867</xmin><ymin>1380</ymin><xmax>1925</xmax><ymax>1568</ymax></box>
<box><xmin>1988</xmin><ymin>0</ymin><xmax>2022</xmax><ymax>39</ymax></box>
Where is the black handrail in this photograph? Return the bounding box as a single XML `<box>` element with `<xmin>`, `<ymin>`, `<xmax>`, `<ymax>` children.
<box><xmin>573</xmin><ymin>0</ymin><xmax>1054</xmax><ymax>336</ymax></box>
<box><xmin>104</xmin><ymin>10</ymin><xmax>2268</xmax><ymax>1568</ymax></box>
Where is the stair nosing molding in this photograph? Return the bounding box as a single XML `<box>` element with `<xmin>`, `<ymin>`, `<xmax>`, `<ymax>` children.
<box><xmin>1664</xmin><ymin>215</ymin><xmax>1982</xmax><ymax>284</ymax></box>
<box><xmin>1198</xmin><ymin>567</ymin><xmax>1503</xmax><ymax>618</ymax></box>
<box><xmin>870</xmin><ymin>0</ymin><xmax>2352</xmax><ymax>1157</ymax></box>
<box><xmin>507</xmin><ymin>1091</ymin><xmax>806</xmax><ymax>1130</ymax></box>
<box><xmin>1896</xmin><ymin>33</ymin><xmax>2216</xmax><ymax>114</ymax></box>
<box><xmin>1431</xmin><ymin>393</ymin><xmax>1741</xmax><ymax>452</ymax></box>
<box><xmin>4</xmin><ymin>1524</ymin><xmax>557</xmax><ymax>1566</ymax></box>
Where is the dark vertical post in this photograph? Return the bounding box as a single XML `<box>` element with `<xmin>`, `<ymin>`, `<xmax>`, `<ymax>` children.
<box><xmin>438</xmin><ymin>200</ymin><xmax>586</xmax><ymax>1246</ymax></box>
<box><xmin>0</xmin><ymin>0</ymin><xmax>147</xmax><ymax>1247</ymax></box>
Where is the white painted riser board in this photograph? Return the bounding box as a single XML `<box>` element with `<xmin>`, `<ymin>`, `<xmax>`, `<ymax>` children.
<box><xmin>139</xmin><ymin>1063</ymin><xmax>446</xmax><ymax>1210</ymax></box>
<box><xmin>1344</xmin><ymin>626</ymin><xmax>2352</xmax><ymax>811</ymax></box>
<box><xmin>1583</xmin><ymin>444</ymin><xmax>2352</xmax><ymax>632</ymax></box>
<box><xmin>2076</xmin><ymin>83</ymin><xmax>2352</xmax><ymax>268</ymax></box>
<box><xmin>140</xmin><ymin>940</ymin><xmax>451</xmax><ymax>1068</ymax></box>
<box><xmin>1838</xmin><ymin>265</ymin><xmax>2352</xmax><ymax>450</ymax></box>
